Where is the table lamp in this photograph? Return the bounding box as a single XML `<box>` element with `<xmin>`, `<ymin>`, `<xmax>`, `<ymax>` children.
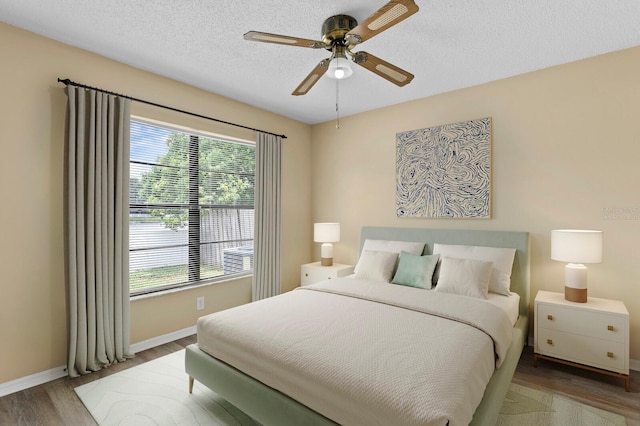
<box><xmin>314</xmin><ymin>223</ymin><xmax>340</xmax><ymax>266</ymax></box>
<box><xmin>551</xmin><ymin>229</ymin><xmax>603</xmax><ymax>303</ymax></box>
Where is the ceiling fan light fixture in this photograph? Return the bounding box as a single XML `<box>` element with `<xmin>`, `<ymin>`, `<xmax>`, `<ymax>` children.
<box><xmin>327</xmin><ymin>55</ymin><xmax>353</xmax><ymax>79</ymax></box>
<box><xmin>244</xmin><ymin>0</ymin><xmax>419</xmax><ymax>94</ymax></box>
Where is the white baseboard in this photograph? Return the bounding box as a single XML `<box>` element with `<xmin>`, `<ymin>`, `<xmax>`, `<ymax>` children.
<box><xmin>0</xmin><ymin>325</ymin><xmax>197</xmax><ymax>398</ymax></box>
<box><xmin>130</xmin><ymin>325</ymin><xmax>196</xmax><ymax>353</ymax></box>
<box><xmin>0</xmin><ymin>365</ymin><xmax>68</xmax><ymax>398</ymax></box>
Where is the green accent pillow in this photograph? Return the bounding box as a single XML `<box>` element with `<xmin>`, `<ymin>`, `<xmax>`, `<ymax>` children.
<box><xmin>391</xmin><ymin>252</ymin><xmax>440</xmax><ymax>289</ymax></box>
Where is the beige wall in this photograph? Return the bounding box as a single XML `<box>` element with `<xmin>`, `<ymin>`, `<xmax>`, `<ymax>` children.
<box><xmin>2</xmin><ymin>18</ymin><xmax>638</xmax><ymax>388</ymax></box>
<box><xmin>311</xmin><ymin>46</ymin><xmax>640</xmax><ymax>361</ymax></box>
<box><xmin>0</xmin><ymin>22</ymin><xmax>311</xmax><ymax>384</ymax></box>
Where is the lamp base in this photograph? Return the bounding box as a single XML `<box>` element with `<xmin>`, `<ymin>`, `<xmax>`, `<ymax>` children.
<box><xmin>565</xmin><ymin>286</ymin><xmax>587</xmax><ymax>303</ymax></box>
<box><xmin>320</xmin><ymin>257</ymin><xmax>333</xmax><ymax>267</ymax></box>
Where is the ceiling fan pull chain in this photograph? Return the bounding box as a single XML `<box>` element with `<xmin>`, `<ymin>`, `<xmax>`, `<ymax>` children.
<box><xmin>335</xmin><ymin>78</ymin><xmax>340</xmax><ymax>129</ymax></box>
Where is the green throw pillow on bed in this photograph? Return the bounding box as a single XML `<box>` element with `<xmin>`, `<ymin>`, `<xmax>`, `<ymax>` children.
<box><xmin>391</xmin><ymin>252</ymin><xmax>439</xmax><ymax>289</ymax></box>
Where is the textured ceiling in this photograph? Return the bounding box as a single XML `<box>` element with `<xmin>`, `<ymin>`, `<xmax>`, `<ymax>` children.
<box><xmin>1</xmin><ymin>0</ymin><xmax>639</xmax><ymax>124</ymax></box>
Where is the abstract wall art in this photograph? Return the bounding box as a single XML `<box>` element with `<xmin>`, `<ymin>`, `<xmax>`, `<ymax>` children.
<box><xmin>396</xmin><ymin>117</ymin><xmax>491</xmax><ymax>218</ymax></box>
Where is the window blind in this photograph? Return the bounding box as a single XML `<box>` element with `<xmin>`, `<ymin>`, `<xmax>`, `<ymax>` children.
<box><xmin>129</xmin><ymin>119</ymin><xmax>255</xmax><ymax>295</ymax></box>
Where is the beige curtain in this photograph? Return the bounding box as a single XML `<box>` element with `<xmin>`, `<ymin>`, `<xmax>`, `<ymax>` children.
<box><xmin>65</xmin><ymin>86</ymin><xmax>133</xmax><ymax>377</ymax></box>
<box><xmin>252</xmin><ymin>132</ymin><xmax>282</xmax><ymax>301</ymax></box>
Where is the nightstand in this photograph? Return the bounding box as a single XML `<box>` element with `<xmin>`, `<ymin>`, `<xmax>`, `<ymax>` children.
<box><xmin>301</xmin><ymin>262</ymin><xmax>354</xmax><ymax>286</ymax></box>
<box><xmin>533</xmin><ymin>290</ymin><xmax>630</xmax><ymax>391</ymax></box>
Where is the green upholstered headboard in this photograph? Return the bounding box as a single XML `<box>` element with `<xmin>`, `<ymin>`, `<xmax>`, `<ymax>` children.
<box><xmin>359</xmin><ymin>227</ymin><xmax>530</xmax><ymax>317</ymax></box>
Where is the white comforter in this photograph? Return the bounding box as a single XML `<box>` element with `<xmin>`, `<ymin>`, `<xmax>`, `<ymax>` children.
<box><xmin>197</xmin><ymin>279</ymin><xmax>514</xmax><ymax>426</ymax></box>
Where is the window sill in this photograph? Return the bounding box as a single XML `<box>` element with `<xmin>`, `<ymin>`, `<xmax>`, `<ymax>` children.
<box><xmin>130</xmin><ymin>272</ymin><xmax>252</xmax><ymax>302</ymax></box>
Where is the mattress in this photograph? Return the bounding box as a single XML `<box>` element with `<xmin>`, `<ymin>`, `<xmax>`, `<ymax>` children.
<box><xmin>197</xmin><ymin>278</ymin><xmax>513</xmax><ymax>426</ymax></box>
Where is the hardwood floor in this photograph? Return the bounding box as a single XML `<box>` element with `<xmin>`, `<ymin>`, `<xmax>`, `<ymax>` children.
<box><xmin>0</xmin><ymin>335</ymin><xmax>197</xmax><ymax>426</ymax></box>
<box><xmin>1</xmin><ymin>340</ymin><xmax>638</xmax><ymax>425</ymax></box>
<box><xmin>513</xmin><ymin>345</ymin><xmax>639</xmax><ymax>425</ymax></box>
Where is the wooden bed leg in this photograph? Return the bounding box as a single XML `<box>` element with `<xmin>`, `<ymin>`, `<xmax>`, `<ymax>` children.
<box><xmin>189</xmin><ymin>376</ymin><xmax>195</xmax><ymax>394</ymax></box>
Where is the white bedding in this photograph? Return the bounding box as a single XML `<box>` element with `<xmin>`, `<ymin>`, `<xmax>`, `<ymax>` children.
<box><xmin>486</xmin><ymin>292</ymin><xmax>520</xmax><ymax>326</ymax></box>
<box><xmin>197</xmin><ymin>278</ymin><xmax>514</xmax><ymax>426</ymax></box>
<box><xmin>345</xmin><ymin>273</ymin><xmax>520</xmax><ymax>326</ymax></box>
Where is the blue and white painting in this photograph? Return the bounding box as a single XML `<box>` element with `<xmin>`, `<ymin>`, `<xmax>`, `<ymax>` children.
<box><xmin>396</xmin><ymin>117</ymin><xmax>491</xmax><ymax>218</ymax></box>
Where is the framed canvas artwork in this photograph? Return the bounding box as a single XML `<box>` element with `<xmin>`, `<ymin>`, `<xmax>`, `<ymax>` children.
<box><xmin>396</xmin><ymin>117</ymin><xmax>491</xmax><ymax>218</ymax></box>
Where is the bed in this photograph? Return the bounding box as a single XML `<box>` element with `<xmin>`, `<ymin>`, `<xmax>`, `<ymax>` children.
<box><xmin>185</xmin><ymin>227</ymin><xmax>530</xmax><ymax>425</ymax></box>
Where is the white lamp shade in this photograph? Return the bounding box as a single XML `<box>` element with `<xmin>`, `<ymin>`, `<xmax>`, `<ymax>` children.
<box><xmin>327</xmin><ymin>56</ymin><xmax>353</xmax><ymax>79</ymax></box>
<box><xmin>314</xmin><ymin>223</ymin><xmax>340</xmax><ymax>243</ymax></box>
<box><xmin>551</xmin><ymin>229</ymin><xmax>603</xmax><ymax>264</ymax></box>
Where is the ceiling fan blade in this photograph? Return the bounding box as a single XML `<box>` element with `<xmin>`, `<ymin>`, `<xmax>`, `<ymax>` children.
<box><xmin>292</xmin><ymin>59</ymin><xmax>331</xmax><ymax>96</ymax></box>
<box><xmin>352</xmin><ymin>51</ymin><xmax>414</xmax><ymax>87</ymax></box>
<box><xmin>244</xmin><ymin>31</ymin><xmax>326</xmax><ymax>48</ymax></box>
<box><xmin>345</xmin><ymin>0</ymin><xmax>419</xmax><ymax>45</ymax></box>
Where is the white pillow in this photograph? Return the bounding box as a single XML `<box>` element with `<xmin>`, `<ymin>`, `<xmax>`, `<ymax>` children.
<box><xmin>354</xmin><ymin>239</ymin><xmax>425</xmax><ymax>275</ymax></box>
<box><xmin>432</xmin><ymin>243</ymin><xmax>516</xmax><ymax>296</ymax></box>
<box><xmin>361</xmin><ymin>239</ymin><xmax>425</xmax><ymax>255</ymax></box>
<box><xmin>353</xmin><ymin>250</ymin><xmax>399</xmax><ymax>282</ymax></box>
<box><xmin>434</xmin><ymin>257</ymin><xmax>493</xmax><ymax>299</ymax></box>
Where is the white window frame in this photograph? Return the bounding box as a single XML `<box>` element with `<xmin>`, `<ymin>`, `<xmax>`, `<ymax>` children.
<box><xmin>129</xmin><ymin>117</ymin><xmax>255</xmax><ymax>296</ymax></box>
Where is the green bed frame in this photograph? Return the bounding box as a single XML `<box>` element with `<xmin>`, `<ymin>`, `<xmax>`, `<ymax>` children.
<box><xmin>185</xmin><ymin>227</ymin><xmax>530</xmax><ymax>426</ymax></box>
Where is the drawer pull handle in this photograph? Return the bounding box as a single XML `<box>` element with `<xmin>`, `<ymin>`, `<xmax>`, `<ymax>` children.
<box><xmin>546</xmin><ymin>339</ymin><xmax>553</xmax><ymax>345</ymax></box>
<box><xmin>607</xmin><ymin>325</ymin><xmax>614</xmax><ymax>331</ymax></box>
<box><xmin>305</xmin><ymin>273</ymin><xmax>308</xmax><ymax>277</ymax></box>
<box><xmin>547</xmin><ymin>315</ymin><xmax>553</xmax><ymax>321</ymax></box>
<box><xmin>607</xmin><ymin>352</ymin><xmax>614</xmax><ymax>358</ymax></box>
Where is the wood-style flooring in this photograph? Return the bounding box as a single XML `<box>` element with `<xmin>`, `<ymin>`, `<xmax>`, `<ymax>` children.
<box><xmin>513</xmin><ymin>345</ymin><xmax>639</xmax><ymax>425</ymax></box>
<box><xmin>0</xmin><ymin>336</ymin><xmax>197</xmax><ymax>426</ymax></box>
<box><xmin>1</xmin><ymin>339</ymin><xmax>638</xmax><ymax>425</ymax></box>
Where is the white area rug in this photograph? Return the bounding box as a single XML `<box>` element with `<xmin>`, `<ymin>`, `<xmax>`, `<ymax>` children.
<box><xmin>74</xmin><ymin>350</ymin><xmax>260</xmax><ymax>425</ymax></box>
<box><xmin>76</xmin><ymin>349</ymin><xmax>627</xmax><ymax>426</ymax></box>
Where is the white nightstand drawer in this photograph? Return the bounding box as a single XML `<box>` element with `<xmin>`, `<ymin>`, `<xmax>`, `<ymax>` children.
<box><xmin>301</xmin><ymin>262</ymin><xmax>354</xmax><ymax>286</ymax></box>
<box><xmin>538</xmin><ymin>304</ymin><xmax>627</xmax><ymax>343</ymax></box>
<box><xmin>302</xmin><ymin>268</ymin><xmax>339</xmax><ymax>285</ymax></box>
<box><xmin>537</xmin><ymin>328</ymin><xmax>626</xmax><ymax>373</ymax></box>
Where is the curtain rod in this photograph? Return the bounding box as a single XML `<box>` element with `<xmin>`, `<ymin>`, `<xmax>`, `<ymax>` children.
<box><xmin>57</xmin><ymin>78</ymin><xmax>287</xmax><ymax>139</ymax></box>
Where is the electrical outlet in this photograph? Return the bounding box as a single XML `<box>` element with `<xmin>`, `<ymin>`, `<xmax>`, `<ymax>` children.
<box><xmin>196</xmin><ymin>296</ymin><xmax>205</xmax><ymax>310</ymax></box>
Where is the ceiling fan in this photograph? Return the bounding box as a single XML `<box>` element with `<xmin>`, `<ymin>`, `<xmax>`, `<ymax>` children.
<box><xmin>244</xmin><ymin>0</ymin><xmax>419</xmax><ymax>96</ymax></box>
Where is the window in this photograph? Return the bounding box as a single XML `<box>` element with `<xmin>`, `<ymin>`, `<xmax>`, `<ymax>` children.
<box><xmin>129</xmin><ymin>118</ymin><xmax>255</xmax><ymax>296</ymax></box>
